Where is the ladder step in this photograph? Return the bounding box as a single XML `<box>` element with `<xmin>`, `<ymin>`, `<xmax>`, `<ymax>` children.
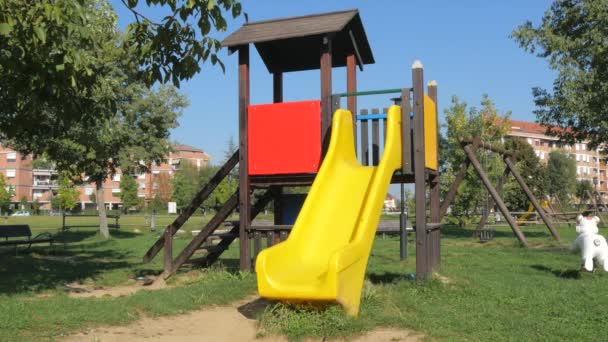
<box><xmin>210</xmin><ymin>232</ymin><xmax>238</xmax><ymax>239</ymax></box>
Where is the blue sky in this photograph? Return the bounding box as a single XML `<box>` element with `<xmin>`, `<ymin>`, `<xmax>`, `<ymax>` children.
<box><xmin>110</xmin><ymin>0</ymin><xmax>554</xmax><ymax>164</ymax></box>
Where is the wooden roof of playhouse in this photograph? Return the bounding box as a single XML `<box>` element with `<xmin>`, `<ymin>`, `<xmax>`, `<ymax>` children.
<box><xmin>221</xmin><ymin>9</ymin><xmax>375</xmax><ymax>73</ymax></box>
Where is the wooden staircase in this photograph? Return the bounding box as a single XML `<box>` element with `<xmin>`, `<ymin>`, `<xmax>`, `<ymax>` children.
<box><xmin>142</xmin><ymin>150</ymin><xmax>272</xmax><ymax>279</ymax></box>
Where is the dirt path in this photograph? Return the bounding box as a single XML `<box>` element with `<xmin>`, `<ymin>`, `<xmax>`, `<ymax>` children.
<box><xmin>63</xmin><ymin>297</ymin><xmax>422</xmax><ymax>342</ymax></box>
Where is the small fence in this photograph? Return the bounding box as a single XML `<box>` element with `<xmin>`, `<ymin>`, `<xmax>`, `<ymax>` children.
<box><xmin>62</xmin><ymin>213</ymin><xmax>120</xmax><ymax>231</ymax></box>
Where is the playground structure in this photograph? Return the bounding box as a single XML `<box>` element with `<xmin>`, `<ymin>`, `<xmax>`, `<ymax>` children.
<box><xmin>142</xmin><ymin>9</ymin><xmax>442</xmax><ymax>289</ymax></box>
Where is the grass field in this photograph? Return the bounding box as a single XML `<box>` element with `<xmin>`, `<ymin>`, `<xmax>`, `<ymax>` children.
<box><xmin>1</xmin><ymin>216</ymin><xmax>607</xmax><ymax>341</ymax></box>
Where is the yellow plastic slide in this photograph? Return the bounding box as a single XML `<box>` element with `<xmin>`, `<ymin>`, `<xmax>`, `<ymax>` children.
<box><xmin>256</xmin><ymin>105</ymin><xmax>402</xmax><ymax>316</ymax></box>
<box><xmin>517</xmin><ymin>200</ymin><xmax>549</xmax><ymax>225</ymax></box>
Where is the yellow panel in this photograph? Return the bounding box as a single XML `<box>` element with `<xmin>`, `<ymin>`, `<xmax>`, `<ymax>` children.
<box><xmin>256</xmin><ymin>106</ymin><xmax>403</xmax><ymax>316</ymax></box>
<box><xmin>424</xmin><ymin>95</ymin><xmax>438</xmax><ymax>170</ymax></box>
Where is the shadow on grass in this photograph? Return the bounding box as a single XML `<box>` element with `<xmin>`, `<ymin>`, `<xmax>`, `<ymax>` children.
<box><xmin>367</xmin><ymin>271</ymin><xmax>414</xmax><ymax>284</ymax></box>
<box><xmin>0</xmin><ymin>231</ymin><xmax>143</xmax><ymax>295</ymax></box>
<box><xmin>530</xmin><ymin>264</ymin><xmax>581</xmax><ymax>279</ymax></box>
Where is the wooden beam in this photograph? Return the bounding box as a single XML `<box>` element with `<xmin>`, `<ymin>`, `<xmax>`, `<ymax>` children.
<box><xmin>412</xmin><ymin>61</ymin><xmax>430</xmax><ymax>280</ymax></box>
<box><xmin>504</xmin><ymin>156</ymin><xmax>561</xmax><ymax>241</ymax></box>
<box><xmin>461</xmin><ymin>141</ymin><xmax>529</xmax><ymax>247</ymax></box>
<box><xmin>239</xmin><ymin>45</ymin><xmax>252</xmax><ymax>271</ymax></box>
<box><xmin>320</xmin><ymin>35</ymin><xmax>333</xmax><ymax>157</ymax></box>
<box><xmin>439</xmin><ymin>141</ymin><xmax>480</xmax><ymax>220</ymax></box>
<box><xmin>476</xmin><ymin>166</ymin><xmax>510</xmax><ymax>232</ymax></box>
<box><xmin>143</xmin><ymin>150</ymin><xmax>239</xmax><ymax>263</ymax></box>
<box><xmin>347</xmin><ymin>54</ymin><xmax>357</xmax><ymax>153</ymax></box>
<box><xmin>348</xmin><ymin>30</ymin><xmax>364</xmax><ymax>71</ymax></box>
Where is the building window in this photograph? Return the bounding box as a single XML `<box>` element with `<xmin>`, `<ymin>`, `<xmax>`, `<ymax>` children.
<box><xmin>112</xmin><ymin>188</ymin><xmax>121</xmax><ymax>194</ymax></box>
<box><xmin>6</xmin><ymin>152</ymin><xmax>16</xmax><ymax>162</ymax></box>
<box><xmin>112</xmin><ymin>174</ymin><xmax>121</xmax><ymax>182</ymax></box>
<box><xmin>575</xmin><ymin>144</ymin><xmax>580</xmax><ymax>151</ymax></box>
<box><xmin>540</xmin><ymin>152</ymin><xmax>545</xmax><ymax>160</ymax></box>
<box><xmin>6</xmin><ymin>169</ymin><xmax>16</xmax><ymax>178</ymax></box>
<box><xmin>527</xmin><ymin>138</ymin><xmax>532</xmax><ymax>145</ymax></box>
<box><xmin>85</xmin><ymin>187</ymin><xmax>94</xmax><ymax>196</ymax></box>
<box><xmin>534</xmin><ymin>139</ymin><xmax>540</xmax><ymax>146</ymax></box>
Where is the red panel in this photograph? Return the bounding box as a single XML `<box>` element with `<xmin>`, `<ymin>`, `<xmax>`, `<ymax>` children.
<box><xmin>248</xmin><ymin>100</ymin><xmax>321</xmax><ymax>175</ymax></box>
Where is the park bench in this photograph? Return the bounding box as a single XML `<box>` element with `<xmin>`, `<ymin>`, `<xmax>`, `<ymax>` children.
<box><xmin>0</xmin><ymin>225</ymin><xmax>54</xmax><ymax>254</ymax></box>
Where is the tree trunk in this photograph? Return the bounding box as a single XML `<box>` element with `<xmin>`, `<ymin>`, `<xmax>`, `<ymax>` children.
<box><xmin>97</xmin><ymin>182</ymin><xmax>110</xmax><ymax>239</ymax></box>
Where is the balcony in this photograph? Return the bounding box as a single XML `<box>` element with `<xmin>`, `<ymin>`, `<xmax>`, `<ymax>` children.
<box><xmin>32</xmin><ymin>168</ymin><xmax>57</xmax><ymax>176</ymax></box>
<box><xmin>32</xmin><ymin>179</ymin><xmax>59</xmax><ymax>188</ymax></box>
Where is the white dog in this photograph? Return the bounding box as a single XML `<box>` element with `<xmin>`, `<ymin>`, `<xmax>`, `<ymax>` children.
<box><xmin>570</xmin><ymin>215</ymin><xmax>608</xmax><ymax>272</ymax></box>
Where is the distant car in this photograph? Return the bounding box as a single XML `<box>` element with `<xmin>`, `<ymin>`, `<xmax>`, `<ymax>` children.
<box><xmin>11</xmin><ymin>211</ymin><xmax>31</xmax><ymax>217</ymax></box>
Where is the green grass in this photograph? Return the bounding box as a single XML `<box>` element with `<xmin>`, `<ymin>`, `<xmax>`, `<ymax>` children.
<box><xmin>258</xmin><ymin>224</ymin><xmax>608</xmax><ymax>341</ymax></box>
<box><xmin>1</xmin><ymin>218</ymin><xmax>607</xmax><ymax>341</ymax></box>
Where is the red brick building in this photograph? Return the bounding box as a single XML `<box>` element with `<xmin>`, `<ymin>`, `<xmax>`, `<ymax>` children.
<box><xmin>0</xmin><ymin>143</ymin><xmax>210</xmax><ymax>210</ymax></box>
<box><xmin>507</xmin><ymin>120</ymin><xmax>608</xmax><ymax>199</ymax></box>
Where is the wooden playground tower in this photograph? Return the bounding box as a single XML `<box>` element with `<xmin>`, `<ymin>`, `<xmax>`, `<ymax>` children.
<box><xmin>143</xmin><ymin>9</ymin><xmax>442</xmax><ymax>281</ymax></box>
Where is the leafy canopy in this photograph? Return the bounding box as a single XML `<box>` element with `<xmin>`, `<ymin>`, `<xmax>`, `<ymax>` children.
<box><xmin>512</xmin><ymin>0</ymin><xmax>608</xmax><ymax>149</ymax></box>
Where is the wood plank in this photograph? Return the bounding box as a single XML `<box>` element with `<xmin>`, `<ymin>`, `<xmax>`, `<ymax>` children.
<box><xmin>143</xmin><ymin>150</ymin><xmax>239</xmax><ymax>263</ymax></box>
<box><xmin>239</xmin><ymin>45</ymin><xmax>252</xmax><ymax>271</ymax></box>
<box><xmin>371</xmin><ymin>108</ymin><xmax>380</xmax><ymax>166</ymax></box>
<box><xmin>360</xmin><ymin>109</ymin><xmax>369</xmax><ymax>165</ymax></box>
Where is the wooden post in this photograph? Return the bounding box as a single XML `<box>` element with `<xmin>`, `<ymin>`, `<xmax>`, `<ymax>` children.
<box><xmin>238</xmin><ymin>45</ymin><xmax>252</xmax><ymax>271</ymax></box>
<box><xmin>360</xmin><ymin>109</ymin><xmax>369</xmax><ymax>165</ymax></box>
<box><xmin>272</xmin><ymin>71</ymin><xmax>283</xmax><ymax>245</ymax></box>
<box><xmin>401</xmin><ymin>89</ymin><xmax>412</xmax><ymax>174</ymax></box>
<box><xmin>504</xmin><ymin>156</ymin><xmax>561</xmax><ymax>241</ymax></box>
<box><xmin>163</xmin><ymin>226</ymin><xmax>173</xmax><ymax>275</ymax></box>
<box><xmin>273</xmin><ymin>72</ymin><xmax>283</xmax><ymax>103</ymax></box>
<box><xmin>347</xmin><ymin>54</ymin><xmax>357</xmax><ymax>152</ymax></box>
<box><xmin>412</xmin><ymin>61</ymin><xmax>430</xmax><ymax>280</ymax></box>
<box><xmin>320</xmin><ymin>35</ymin><xmax>333</xmax><ymax>157</ymax></box>
<box><xmin>427</xmin><ymin>80</ymin><xmax>440</xmax><ymax>268</ymax></box>
<box><xmin>461</xmin><ymin>140</ymin><xmax>529</xmax><ymax>247</ymax></box>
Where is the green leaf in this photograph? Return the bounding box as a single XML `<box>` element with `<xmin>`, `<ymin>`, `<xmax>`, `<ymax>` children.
<box><xmin>207</xmin><ymin>0</ymin><xmax>215</xmax><ymax>10</ymax></box>
<box><xmin>55</xmin><ymin>64</ymin><xmax>65</xmax><ymax>71</ymax></box>
<box><xmin>0</xmin><ymin>23</ymin><xmax>12</xmax><ymax>35</ymax></box>
<box><xmin>34</xmin><ymin>25</ymin><xmax>46</xmax><ymax>43</ymax></box>
<box><xmin>71</xmin><ymin>75</ymin><xmax>76</xmax><ymax>87</ymax></box>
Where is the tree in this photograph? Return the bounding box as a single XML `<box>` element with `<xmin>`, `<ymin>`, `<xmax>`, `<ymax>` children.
<box><xmin>19</xmin><ymin>196</ymin><xmax>29</xmax><ymax>211</ymax></box>
<box><xmin>172</xmin><ymin>160</ymin><xmax>200</xmax><ymax>212</ymax></box>
<box><xmin>512</xmin><ymin>0</ymin><xmax>608</xmax><ymax>149</ymax></box>
<box><xmin>545</xmin><ymin>151</ymin><xmax>577</xmax><ymax>205</ymax></box>
<box><xmin>0</xmin><ymin>175</ymin><xmax>14</xmax><ymax>214</ymax></box>
<box><xmin>32</xmin><ymin>198</ymin><xmax>41</xmax><ymax>215</ymax></box>
<box><xmin>441</xmin><ymin>95</ymin><xmax>511</xmax><ymax>226</ymax></box>
<box><xmin>119</xmin><ymin>174</ymin><xmax>140</xmax><ymax>213</ymax></box>
<box><xmin>55</xmin><ymin>174</ymin><xmax>80</xmax><ymax>212</ymax></box>
<box><xmin>154</xmin><ymin>172</ymin><xmax>172</xmax><ymax>204</ymax></box>
<box><xmin>503</xmin><ymin>138</ymin><xmax>546</xmax><ymax>211</ymax></box>
<box><xmin>0</xmin><ymin>0</ymin><xmax>243</xmax><ymax>151</ymax></box>
<box><xmin>148</xmin><ymin>195</ymin><xmax>166</xmax><ymax>214</ymax></box>
<box><xmin>576</xmin><ymin>180</ymin><xmax>593</xmax><ymax>203</ymax></box>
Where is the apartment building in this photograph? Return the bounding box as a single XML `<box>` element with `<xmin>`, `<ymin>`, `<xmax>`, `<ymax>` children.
<box><xmin>507</xmin><ymin>120</ymin><xmax>607</xmax><ymax>199</ymax></box>
<box><xmin>0</xmin><ymin>143</ymin><xmax>211</xmax><ymax>210</ymax></box>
